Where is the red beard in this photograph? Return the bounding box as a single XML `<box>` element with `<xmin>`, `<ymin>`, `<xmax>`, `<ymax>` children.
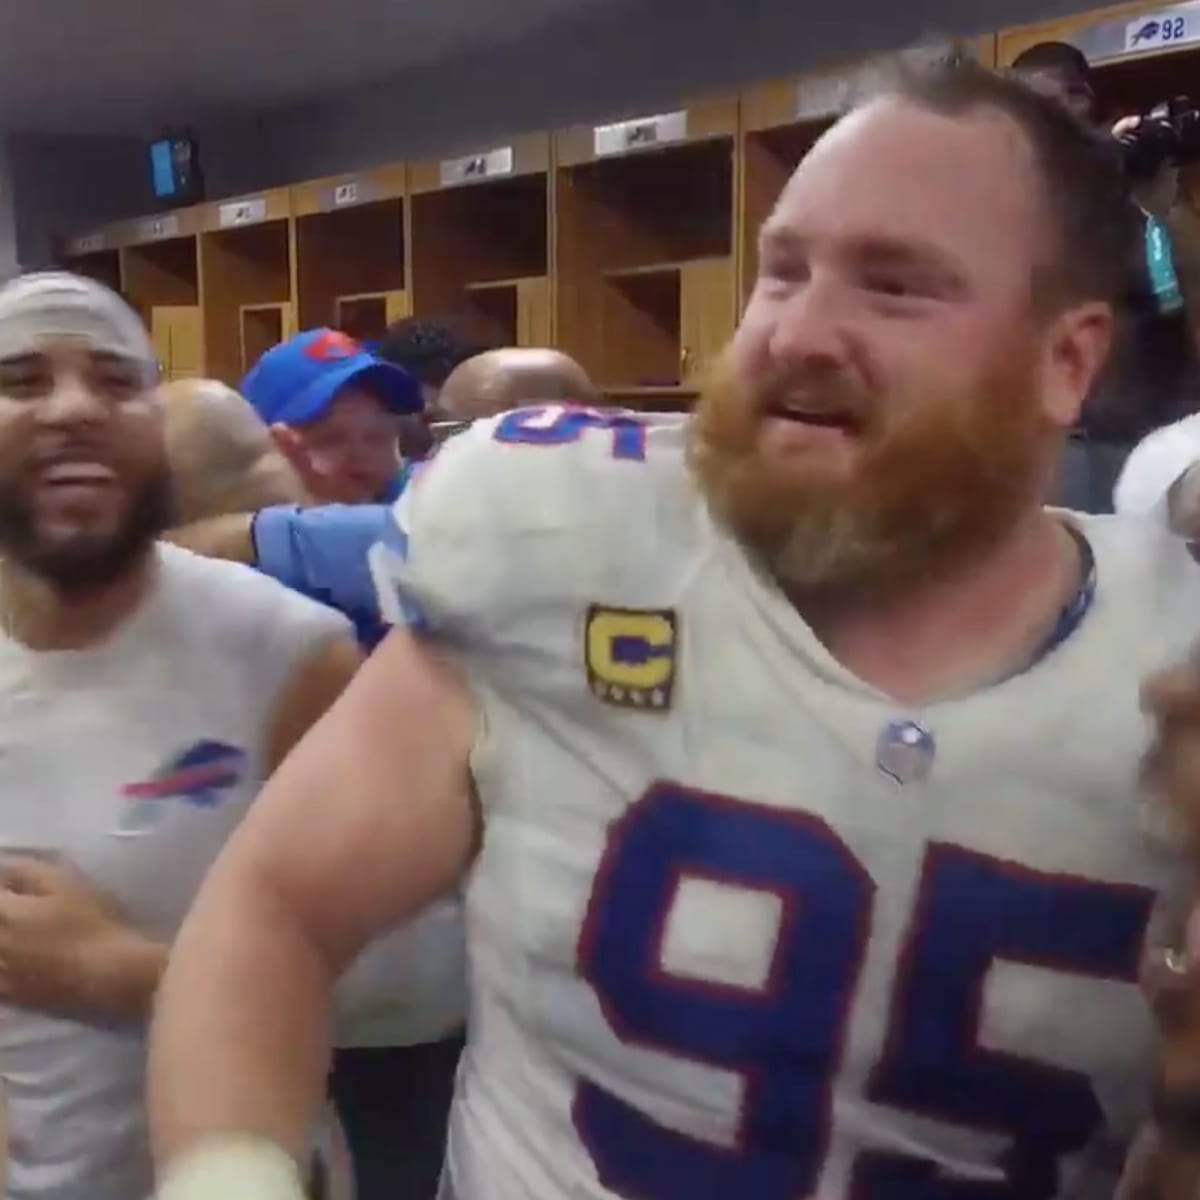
<box><xmin>687</xmin><ymin>342</ymin><xmax>1057</xmax><ymax>604</ymax></box>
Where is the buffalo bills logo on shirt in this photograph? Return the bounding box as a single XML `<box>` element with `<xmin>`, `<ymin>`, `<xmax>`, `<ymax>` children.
<box><xmin>114</xmin><ymin>740</ymin><xmax>247</xmax><ymax>836</ymax></box>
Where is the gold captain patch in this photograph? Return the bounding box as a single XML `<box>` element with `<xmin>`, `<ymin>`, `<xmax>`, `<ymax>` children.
<box><xmin>585</xmin><ymin>605</ymin><xmax>678</xmax><ymax>711</ymax></box>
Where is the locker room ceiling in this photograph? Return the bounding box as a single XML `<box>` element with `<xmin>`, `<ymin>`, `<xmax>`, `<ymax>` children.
<box><xmin>0</xmin><ymin>0</ymin><xmax>1125</xmax><ymax>136</ymax></box>
<box><xmin>0</xmin><ymin>0</ymin><xmax>609</xmax><ymax>134</ymax></box>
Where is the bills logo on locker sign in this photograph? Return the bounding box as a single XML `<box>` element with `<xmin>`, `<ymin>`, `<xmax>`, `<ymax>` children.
<box><xmin>1125</xmin><ymin>7</ymin><xmax>1199</xmax><ymax>52</ymax></box>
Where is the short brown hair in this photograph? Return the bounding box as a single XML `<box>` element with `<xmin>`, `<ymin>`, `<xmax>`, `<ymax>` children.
<box><xmin>1011</xmin><ymin>40</ymin><xmax>1091</xmax><ymax>83</ymax></box>
<box><xmin>879</xmin><ymin>54</ymin><xmax>1134</xmax><ymax>313</ymax></box>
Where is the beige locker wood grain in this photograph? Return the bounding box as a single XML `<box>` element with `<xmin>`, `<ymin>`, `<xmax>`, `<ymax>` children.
<box><xmin>385</xmin><ymin>290</ymin><xmax>411</xmax><ymax>323</ymax></box>
<box><xmin>681</xmin><ymin>258</ymin><xmax>736</xmax><ymax>387</ymax></box>
<box><xmin>517</xmin><ymin>277</ymin><xmax>551</xmax><ymax>347</ymax></box>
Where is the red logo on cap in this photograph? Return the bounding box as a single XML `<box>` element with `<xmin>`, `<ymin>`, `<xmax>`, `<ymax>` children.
<box><xmin>305</xmin><ymin>330</ymin><xmax>361</xmax><ymax>362</ymax></box>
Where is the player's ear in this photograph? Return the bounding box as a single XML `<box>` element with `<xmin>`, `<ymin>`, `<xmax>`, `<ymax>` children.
<box><xmin>268</xmin><ymin>421</ymin><xmax>295</xmax><ymax>455</ymax></box>
<box><xmin>1040</xmin><ymin>301</ymin><xmax>1113</xmax><ymax>430</ymax></box>
<box><xmin>269</xmin><ymin>423</ymin><xmax>311</xmax><ymax>479</ymax></box>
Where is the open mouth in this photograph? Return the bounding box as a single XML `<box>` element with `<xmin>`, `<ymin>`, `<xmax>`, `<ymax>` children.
<box><xmin>765</xmin><ymin>400</ymin><xmax>862</xmax><ymax>434</ymax></box>
<box><xmin>35</xmin><ymin>461</ymin><xmax>118</xmax><ymax>495</ymax></box>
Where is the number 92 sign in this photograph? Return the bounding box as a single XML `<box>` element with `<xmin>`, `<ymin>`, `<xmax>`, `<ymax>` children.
<box><xmin>1125</xmin><ymin>9</ymin><xmax>1198</xmax><ymax>53</ymax></box>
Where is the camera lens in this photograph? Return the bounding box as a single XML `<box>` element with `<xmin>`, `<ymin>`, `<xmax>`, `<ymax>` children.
<box><xmin>1120</xmin><ymin>111</ymin><xmax>1182</xmax><ymax>181</ymax></box>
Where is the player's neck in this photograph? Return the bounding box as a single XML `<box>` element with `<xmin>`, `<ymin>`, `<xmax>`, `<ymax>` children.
<box><xmin>808</xmin><ymin>511</ymin><xmax>1082</xmax><ymax>706</ymax></box>
<box><xmin>0</xmin><ymin>549</ymin><xmax>156</xmax><ymax>652</ymax></box>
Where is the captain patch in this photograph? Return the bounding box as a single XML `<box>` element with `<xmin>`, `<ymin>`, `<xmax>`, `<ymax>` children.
<box><xmin>585</xmin><ymin>605</ymin><xmax>678</xmax><ymax>711</ymax></box>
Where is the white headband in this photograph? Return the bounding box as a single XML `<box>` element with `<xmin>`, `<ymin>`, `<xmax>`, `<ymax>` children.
<box><xmin>0</xmin><ymin>271</ymin><xmax>155</xmax><ymax>368</ymax></box>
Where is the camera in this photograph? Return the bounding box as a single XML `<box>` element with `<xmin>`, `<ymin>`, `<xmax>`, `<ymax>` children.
<box><xmin>1118</xmin><ymin>96</ymin><xmax>1200</xmax><ymax>181</ymax></box>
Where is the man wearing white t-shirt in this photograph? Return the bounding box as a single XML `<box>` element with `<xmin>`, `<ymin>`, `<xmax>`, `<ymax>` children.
<box><xmin>0</xmin><ymin>272</ymin><xmax>361</xmax><ymax>1200</ymax></box>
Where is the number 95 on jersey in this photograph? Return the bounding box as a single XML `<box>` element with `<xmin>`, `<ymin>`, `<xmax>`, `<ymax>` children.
<box><xmin>547</xmin><ymin>782</ymin><xmax>1155</xmax><ymax>1200</ymax></box>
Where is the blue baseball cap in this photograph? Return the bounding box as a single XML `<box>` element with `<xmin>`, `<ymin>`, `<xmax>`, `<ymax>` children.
<box><xmin>241</xmin><ymin>328</ymin><xmax>423</xmax><ymax>426</ymax></box>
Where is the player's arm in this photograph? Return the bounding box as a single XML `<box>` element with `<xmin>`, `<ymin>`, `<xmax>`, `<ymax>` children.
<box><xmin>265</xmin><ymin>625</ymin><xmax>366</xmax><ymax>772</ymax></box>
<box><xmin>163</xmin><ymin>512</ymin><xmax>255</xmax><ymax>561</ymax></box>
<box><xmin>148</xmin><ymin>629</ymin><xmax>478</xmax><ymax>1200</ymax></box>
<box><xmin>166</xmin><ymin>505</ymin><xmax>388</xmax><ymax>634</ymax></box>
<box><xmin>150</xmin><ymin>419</ymin><xmax>515</xmax><ymax>1194</ymax></box>
<box><xmin>1114</xmin><ymin>413</ymin><xmax>1200</xmax><ymax>534</ymax></box>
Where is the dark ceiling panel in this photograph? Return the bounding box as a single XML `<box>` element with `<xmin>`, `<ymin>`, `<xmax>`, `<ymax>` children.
<box><xmin>0</xmin><ymin>0</ymin><xmax>1144</xmax><ymax>134</ymax></box>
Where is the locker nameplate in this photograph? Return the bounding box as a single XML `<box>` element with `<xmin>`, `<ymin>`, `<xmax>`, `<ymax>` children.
<box><xmin>594</xmin><ymin>111</ymin><xmax>688</xmax><ymax>157</ymax></box>
<box><xmin>219</xmin><ymin>198</ymin><xmax>269</xmax><ymax>228</ymax></box>
<box><xmin>71</xmin><ymin>233</ymin><xmax>105</xmax><ymax>255</ymax></box>
<box><xmin>439</xmin><ymin>147</ymin><xmax>514</xmax><ymax>186</ymax></box>
<box><xmin>316</xmin><ymin>179</ymin><xmax>382</xmax><ymax>211</ymax></box>
<box><xmin>137</xmin><ymin>215</ymin><xmax>181</xmax><ymax>242</ymax></box>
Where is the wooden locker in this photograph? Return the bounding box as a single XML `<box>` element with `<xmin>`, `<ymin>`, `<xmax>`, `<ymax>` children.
<box><xmin>150</xmin><ymin>309</ymin><xmax>172</xmax><ymax>378</ymax></box>
<box><xmin>385</xmin><ymin>290</ymin><xmax>411</xmax><ymax>323</ymax></box>
<box><xmin>167</xmin><ymin>307</ymin><xmax>203</xmax><ymax>377</ymax></box>
<box><xmin>152</xmin><ymin>305</ymin><xmax>203</xmax><ymax>380</ymax></box>
<box><xmin>200</xmin><ymin>190</ymin><xmax>295</xmax><ymax>386</ymax></box>
<box><xmin>408</xmin><ymin>134</ymin><xmax>551</xmax><ymax>338</ymax></box>
<box><xmin>239</xmin><ymin>302</ymin><xmax>293</xmax><ymax>375</ymax></box>
<box><xmin>680</xmin><ymin>259</ymin><xmax>735</xmax><ymax>386</ymax></box>
<box><xmin>59</xmin><ymin>241</ymin><xmax>122</xmax><ymax>293</ymax></box>
<box><xmin>517</xmin><ymin>277</ymin><xmax>551</xmax><ymax>346</ymax></box>
<box><xmin>293</xmin><ymin>173</ymin><xmax>407</xmax><ymax>332</ymax></box>
<box><xmin>555</xmin><ymin>98</ymin><xmax>736</xmax><ymax>399</ymax></box>
<box><xmin>334</xmin><ymin>292</ymin><xmax>407</xmax><ymax>342</ymax></box>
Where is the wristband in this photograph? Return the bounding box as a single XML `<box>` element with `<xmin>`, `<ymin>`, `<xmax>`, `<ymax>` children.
<box><xmin>157</xmin><ymin>1135</ymin><xmax>305</xmax><ymax>1200</ymax></box>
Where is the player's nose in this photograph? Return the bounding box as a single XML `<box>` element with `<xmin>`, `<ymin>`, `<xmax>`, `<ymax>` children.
<box><xmin>36</xmin><ymin>374</ymin><xmax>108</xmax><ymax>428</ymax></box>
<box><xmin>765</xmin><ymin>274</ymin><xmax>853</xmax><ymax>373</ymax></box>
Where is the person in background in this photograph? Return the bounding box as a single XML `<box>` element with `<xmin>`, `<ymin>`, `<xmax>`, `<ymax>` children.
<box><xmin>374</xmin><ymin>316</ymin><xmax>490</xmax><ymax>414</ymax></box>
<box><xmin>167</xmin><ymin>347</ymin><xmax>602</xmax><ymax>651</ymax></box>
<box><xmin>0</xmin><ymin>272</ymin><xmax>361</xmax><ymax>1200</ymax></box>
<box><xmin>162</xmin><ymin>376</ymin><xmax>467</xmax><ymax>1200</ymax></box>
<box><xmin>437</xmin><ymin>347</ymin><xmax>600</xmax><ymax>427</ymax></box>
<box><xmin>164</xmin><ymin>378</ymin><xmax>304</xmax><ymax>523</ymax></box>
<box><xmin>374</xmin><ymin>317</ymin><xmax>490</xmax><ymax>462</ymax></box>
<box><xmin>1013</xmin><ymin>41</ymin><xmax>1200</xmax><ymax>511</ymax></box>
<box><xmin>162</xmin><ymin>380</ymin><xmax>377</xmax><ymax>645</ymax></box>
<box><xmin>1010</xmin><ymin>41</ymin><xmax>1096</xmax><ymax>121</ymax></box>
<box><xmin>242</xmin><ymin>328</ymin><xmax>423</xmax><ymax>506</ymax></box>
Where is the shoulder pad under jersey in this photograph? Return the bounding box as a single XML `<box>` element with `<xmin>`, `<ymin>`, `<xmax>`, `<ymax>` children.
<box><xmin>369</xmin><ymin>405</ymin><xmax>689</xmax><ymax>645</ymax></box>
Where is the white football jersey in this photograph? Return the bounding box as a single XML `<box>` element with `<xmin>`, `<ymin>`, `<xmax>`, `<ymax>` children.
<box><xmin>0</xmin><ymin>543</ymin><xmax>348</xmax><ymax>1200</ymax></box>
<box><xmin>377</xmin><ymin>406</ymin><xmax>1200</xmax><ymax>1200</ymax></box>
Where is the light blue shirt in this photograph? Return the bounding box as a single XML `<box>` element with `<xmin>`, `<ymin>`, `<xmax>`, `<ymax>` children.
<box><xmin>252</xmin><ymin>504</ymin><xmax>391</xmax><ymax>648</ymax></box>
